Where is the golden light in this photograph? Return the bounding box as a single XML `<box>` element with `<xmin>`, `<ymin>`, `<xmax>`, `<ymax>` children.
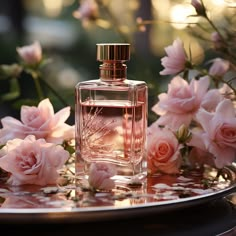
<box><xmin>42</xmin><ymin>0</ymin><xmax>64</xmax><ymax>17</ymax></box>
<box><xmin>151</xmin><ymin>0</ymin><xmax>171</xmax><ymax>19</ymax></box>
<box><xmin>170</xmin><ymin>4</ymin><xmax>198</xmax><ymax>29</ymax></box>
<box><xmin>209</xmin><ymin>0</ymin><xmax>226</xmax><ymax>6</ymax></box>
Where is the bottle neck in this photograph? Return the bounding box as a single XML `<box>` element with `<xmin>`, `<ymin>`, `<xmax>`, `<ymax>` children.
<box><xmin>99</xmin><ymin>62</ymin><xmax>127</xmax><ymax>81</ymax></box>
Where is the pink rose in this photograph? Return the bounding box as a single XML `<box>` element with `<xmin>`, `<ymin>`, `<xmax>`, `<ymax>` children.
<box><xmin>209</xmin><ymin>58</ymin><xmax>230</xmax><ymax>77</ymax></box>
<box><xmin>219</xmin><ymin>83</ymin><xmax>235</xmax><ymax>100</ymax></box>
<box><xmin>188</xmin><ymin>99</ymin><xmax>236</xmax><ymax>168</ymax></box>
<box><xmin>147</xmin><ymin>125</ymin><xmax>183</xmax><ymax>175</ymax></box>
<box><xmin>201</xmin><ymin>88</ymin><xmax>224</xmax><ymax>112</ymax></box>
<box><xmin>152</xmin><ymin>76</ymin><xmax>210</xmax><ymax>130</ymax></box>
<box><xmin>0</xmin><ymin>98</ymin><xmax>74</xmax><ymax>145</ymax></box>
<box><xmin>160</xmin><ymin>38</ymin><xmax>188</xmax><ymax>75</ymax></box>
<box><xmin>16</xmin><ymin>41</ymin><xmax>42</xmax><ymax>65</ymax></box>
<box><xmin>88</xmin><ymin>162</ymin><xmax>117</xmax><ymax>191</ymax></box>
<box><xmin>0</xmin><ymin>135</ymin><xmax>69</xmax><ymax>186</ymax></box>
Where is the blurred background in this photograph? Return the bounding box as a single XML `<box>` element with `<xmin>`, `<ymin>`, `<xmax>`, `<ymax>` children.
<box><xmin>0</xmin><ymin>0</ymin><xmax>234</xmax><ymax>125</ymax></box>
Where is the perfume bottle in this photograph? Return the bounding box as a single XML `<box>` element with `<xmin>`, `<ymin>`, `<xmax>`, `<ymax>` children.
<box><xmin>75</xmin><ymin>43</ymin><xmax>147</xmax><ymax>182</ymax></box>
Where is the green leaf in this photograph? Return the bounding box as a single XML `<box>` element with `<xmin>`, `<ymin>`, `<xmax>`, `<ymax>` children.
<box><xmin>0</xmin><ymin>79</ymin><xmax>20</xmax><ymax>101</ymax></box>
<box><xmin>62</xmin><ymin>141</ymin><xmax>75</xmax><ymax>155</ymax></box>
<box><xmin>65</xmin><ymin>145</ymin><xmax>75</xmax><ymax>155</ymax></box>
<box><xmin>39</xmin><ymin>57</ymin><xmax>53</xmax><ymax>69</ymax></box>
<box><xmin>0</xmin><ymin>64</ymin><xmax>23</xmax><ymax>80</ymax></box>
<box><xmin>11</xmin><ymin>98</ymin><xmax>39</xmax><ymax>110</ymax></box>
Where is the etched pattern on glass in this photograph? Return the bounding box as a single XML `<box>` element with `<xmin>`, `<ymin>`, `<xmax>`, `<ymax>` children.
<box><xmin>80</xmin><ymin>100</ymin><xmax>145</xmax><ymax>166</ymax></box>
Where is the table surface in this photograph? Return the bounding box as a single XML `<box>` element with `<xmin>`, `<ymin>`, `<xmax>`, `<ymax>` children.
<box><xmin>0</xmin><ymin>196</ymin><xmax>235</xmax><ymax>236</ymax></box>
<box><xmin>0</xmin><ymin>165</ymin><xmax>236</xmax><ymax>236</ymax></box>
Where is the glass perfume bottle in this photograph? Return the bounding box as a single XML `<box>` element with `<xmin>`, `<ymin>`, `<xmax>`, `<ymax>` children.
<box><xmin>75</xmin><ymin>43</ymin><xmax>147</xmax><ymax>183</ymax></box>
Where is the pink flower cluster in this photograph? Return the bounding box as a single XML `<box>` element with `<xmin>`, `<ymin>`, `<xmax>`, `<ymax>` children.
<box><xmin>147</xmin><ymin>38</ymin><xmax>236</xmax><ymax>175</ymax></box>
<box><xmin>188</xmin><ymin>99</ymin><xmax>236</xmax><ymax>168</ymax></box>
<box><xmin>0</xmin><ymin>98</ymin><xmax>74</xmax><ymax>145</ymax></box>
<box><xmin>0</xmin><ymin>135</ymin><xmax>69</xmax><ymax>186</ymax></box>
<box><xmin>16</xmin><ymin>41</ymin><xmax>42</xmax><ymax>65</ymax></box>
<box><xmin>88</xmin><ymin>162</ymin><xmax>117</xmax><ymax>191</ymax></box>
<box><xmin>0</xmin><ymin>98</ymin><xmax>74</xmax><ymax>186</ymax></box>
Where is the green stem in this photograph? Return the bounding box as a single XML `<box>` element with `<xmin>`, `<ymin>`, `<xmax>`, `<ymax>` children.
<box><xmin>203</xmin><ymin>13</ymin><xmax>236</xmax><ymax>63</ymax></box>
<box><xmin>221</xmin><ymin>78</ymin><xmax>236</xmax><ymax>96</ymax></box>
<box><xmin>200</xmin><ymin>0</ymin><xmax>226</xmax><ymax>45</ymax></box>
<box><xmin>194</xmin><ymin>66</ymin><xmax>236</xmax><ymax>95</ymax></box>
<box><xmin>32</xmin><ymin>72</ymin><xmax>44</xmax><ymax>100</ymax></box>
<box><xmin>205</xmin><ymin>15</ymin><xmax>225</xmax><ymax>42</ymax></box>
<box><xmin>39</xmin><ymin>78</ymin><xmax>75</xmax><ymax>114</ymax></box>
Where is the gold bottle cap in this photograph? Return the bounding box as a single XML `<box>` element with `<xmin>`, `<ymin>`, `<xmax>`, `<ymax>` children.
<box><xmin>96</xmin><ymin>43</ymin><xmax>130</xmax><ymax>61</ymax></box>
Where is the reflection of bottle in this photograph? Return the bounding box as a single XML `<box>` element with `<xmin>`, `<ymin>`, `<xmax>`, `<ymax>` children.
<box><xmin>75</xmin><ymin>43</ymin><xmax>147</xmax><ymax>182</ymax></box>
